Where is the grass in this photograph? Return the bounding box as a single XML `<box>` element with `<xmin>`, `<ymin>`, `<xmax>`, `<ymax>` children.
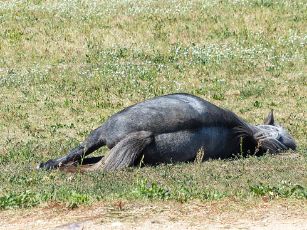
<box><xmin>0</xmin><ymin>0</ymin><xmax>306</xmax><ymax>209</ymax></box>
<box><xmin>0</xmin><ymin>154</ymin><xmax>306</xmax><ymax>209</ymax></box>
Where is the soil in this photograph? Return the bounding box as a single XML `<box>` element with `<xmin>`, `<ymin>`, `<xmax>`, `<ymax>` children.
<box><xmin>1</xmin><ymin>199</ymin><xmax>306</xmax><ymax>230</ymax></box>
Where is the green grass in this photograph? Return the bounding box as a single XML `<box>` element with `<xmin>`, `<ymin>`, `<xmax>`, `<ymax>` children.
<box><xmin>0</xmin><ymin>0</ymin><xmax>306</xmax><ymax>209</ymax></box>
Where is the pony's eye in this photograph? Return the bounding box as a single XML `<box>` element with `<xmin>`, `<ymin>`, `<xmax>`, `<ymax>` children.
<box><xmin>278</xmin><ymin>135</ymin><xmax>283</xmax><ymax>142</ymax></box>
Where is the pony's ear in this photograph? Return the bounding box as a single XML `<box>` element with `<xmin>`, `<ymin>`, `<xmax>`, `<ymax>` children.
<box><xmin>264</xmin><ymin>109</ymin><xmax>275</xmax><ymax>125</ymax></box>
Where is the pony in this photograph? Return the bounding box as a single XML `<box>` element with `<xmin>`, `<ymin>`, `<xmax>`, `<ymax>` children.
<box><xmin>38</xmin><ymin>93</ymin><xmax>296</xmax><ymax>172</ymax></box>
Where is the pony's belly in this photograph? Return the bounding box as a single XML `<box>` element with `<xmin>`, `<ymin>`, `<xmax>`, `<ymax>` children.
<box><xmin>143</xmin><ymin>127</ymin><xmax>238</xmax><ymax>164</ymax></box>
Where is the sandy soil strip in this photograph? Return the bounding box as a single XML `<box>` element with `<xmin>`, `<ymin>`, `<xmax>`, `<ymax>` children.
<box><xmin>0</xmin><ymin>199</ymin><xmax>306</xmax><ymax>230</ymax></box>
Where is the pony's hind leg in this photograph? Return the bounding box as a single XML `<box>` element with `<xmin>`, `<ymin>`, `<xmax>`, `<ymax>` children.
<box><xmin>38</xmin><ymin>126</ymin><xmax>106</xmax><ymax>170</ymax></box>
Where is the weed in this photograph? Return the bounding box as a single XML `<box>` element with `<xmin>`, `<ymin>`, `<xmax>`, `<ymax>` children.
<box><xmin>133</xmin><ymin>178</ymin><xmax>171</xmax><ymax>200</ymax></box>
<box><xmin>194</xmin><ymin>147</ymin><xmax>205</xmax><ymax>164</ymax></box>
<box><xmin>249</xmin><ymin>182</ymin><xmax>307</xmax><ymax>199</ymax></box>
<box><xmin>63</xmin><ymin>191</ymin><xmax>92</xmax><ymax>209</ymax></box>
<box><xmin>0</xmin><ymin>191</ymin><xmax>41</xmax><ymax>209</ymax></box>
<box><xmin>201</xmin><ymin>190</ymin><xmax>227</xmax><ymax>201</ymax></box>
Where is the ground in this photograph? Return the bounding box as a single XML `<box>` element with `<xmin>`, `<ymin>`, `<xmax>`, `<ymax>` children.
<box><xmin>1</xmin><ymin>199</ymin><xmax>306</xmax><ymax>230</ymax></box>
<box><xmin>0</xmin><ymin>0</ymin><xmax>306</xmax><ymax>227</ymax></box>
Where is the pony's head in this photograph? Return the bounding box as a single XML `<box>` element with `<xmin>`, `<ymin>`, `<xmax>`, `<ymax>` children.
<box><xmin>254</xmin><ymin>110</ymin><xmax>296</xmax><ymax>153</ymax></box>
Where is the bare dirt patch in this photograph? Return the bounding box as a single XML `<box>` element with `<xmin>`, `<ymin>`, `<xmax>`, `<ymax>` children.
<box><xmin>1</xmin><ymin>199</ymin><xmax>306</xmax><ymax>230</ymax></box>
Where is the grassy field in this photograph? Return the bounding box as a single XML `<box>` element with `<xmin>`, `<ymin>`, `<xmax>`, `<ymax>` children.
<box><xmin>0</xmin><ymin>0</ymin><xmax>306</xmax><ymax>209</ymax></box>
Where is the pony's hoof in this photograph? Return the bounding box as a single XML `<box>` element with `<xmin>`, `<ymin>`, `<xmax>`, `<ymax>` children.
<box><xmin>37</xmin><ymin>160</ymin><xmax>58</xmax><ymax>170</ymax></box>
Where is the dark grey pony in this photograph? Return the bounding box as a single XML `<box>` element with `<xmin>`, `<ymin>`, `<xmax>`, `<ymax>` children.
<box><xmin>38</xmin><ymin>93</ymin><xmax>296</xmax><ymax>172</ymax></box>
